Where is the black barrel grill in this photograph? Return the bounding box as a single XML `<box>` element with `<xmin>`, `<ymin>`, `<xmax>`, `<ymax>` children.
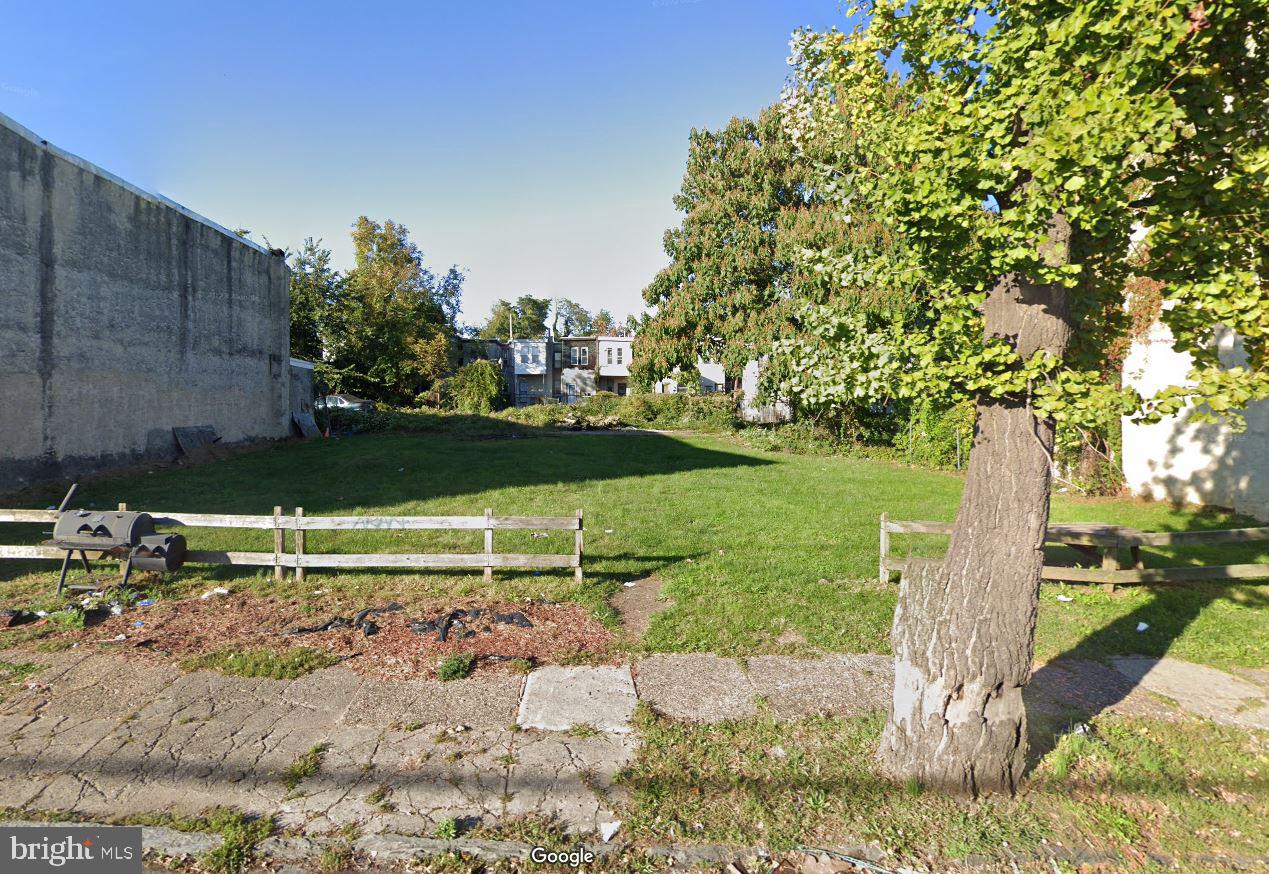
<box><xmin>43</xmin><ymin>485</ymin><xmax>187</xmax><ymax>594</ymax></box>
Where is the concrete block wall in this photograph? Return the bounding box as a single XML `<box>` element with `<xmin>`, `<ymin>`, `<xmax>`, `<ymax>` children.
<box><xmin>0</xmin><ymin>112</ymin><xmax>291</xmax><ymax>493</ymax></box>
<box><xmin>1122</xmin><ymin>322</ymin><xmax>1268</xmax><ymax>521</ymax></box>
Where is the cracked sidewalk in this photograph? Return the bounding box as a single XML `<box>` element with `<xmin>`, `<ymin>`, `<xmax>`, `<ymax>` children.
<box><xmin>1</xmin><ymin>648</ymin><xmax>1263</xmax><ymax>839</ymax></box>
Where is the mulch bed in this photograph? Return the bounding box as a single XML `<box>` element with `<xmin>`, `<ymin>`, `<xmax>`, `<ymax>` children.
<box><xmin>60</xmin><ymin>591</ymin><xmax>616</xmax><ymax>680</ymax></box>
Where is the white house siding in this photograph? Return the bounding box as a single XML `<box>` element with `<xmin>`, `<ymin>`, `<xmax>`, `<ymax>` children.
<box><xmin>651</xmin><ymin>358</ymin><xmax>790</xmax><ymax>423</ymax></box>
<box><xmin>1121</xmin><ymin>322</ymin><xmax>1268</xmax><ymax>521</ymax></box>
<box><xmin>740</xmin><ymin>359</ymin><xmax>791</xmax><ymax>424</ymax></box>
<box><xmin>560</xmin><ymin>367</ymin><xmax>596</xmax><ymax>402</ymax></box>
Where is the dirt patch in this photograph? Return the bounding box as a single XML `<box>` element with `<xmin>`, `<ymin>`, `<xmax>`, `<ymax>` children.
<box><xmin>609</xmin><ymin>576</ymin><xmax>668</xmax><ymax>641</ymax></box>
<box><xmin>59</xmin><ymin>591</ymin><xmax>616</xmax><ymax>681</ymax></box>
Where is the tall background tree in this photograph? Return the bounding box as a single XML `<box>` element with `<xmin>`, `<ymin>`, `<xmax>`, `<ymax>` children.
<box><xmin>552</xmin><ymin>298</ymin><xmax>595</xmax><ymax>335</ymax></box>
<box><xmin>322</xmin><ymin>217</ymin><xmax>464</xmax><ymax>403</ymax></box>
<box><xmin>784</xmin><ymin>0</ymin><xmax>1268</xmax><ymax>795</ymax></box>
<box><xmin>287</xmin><ymin>237</ymin><xmax>339</xmax><ymax>362</ymax></box>
<box><xmin>633</xmin><ymin>105</ymin><xmax>847</xmax><ymax>394</ymax></box>
<box><xmin>480</xmin><ymin>295</ymin><xmax>552</xmax><ymax>340</ymax></box>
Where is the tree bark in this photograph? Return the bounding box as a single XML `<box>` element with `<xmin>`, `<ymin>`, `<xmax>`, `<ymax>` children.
<box><xmin>879</xmin><ymin>218</ymin><xmax>1076</xmax><ymax>797</ymax></box>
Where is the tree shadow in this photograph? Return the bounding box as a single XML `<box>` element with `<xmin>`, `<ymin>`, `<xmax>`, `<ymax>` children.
<box><xmin>0</xmin><ymin>428</ymin><xmax>766</xmax><ymax>585</ymax></box>
<box><xmin>1122</xmin><ymin>328</ymin><xmax>1269</xmax><ymax>523</ymax></box>
<box><xmin>1024</xmin><ymin>580</ymin><xmax>1269</xmax><ymax>769</ymax></box>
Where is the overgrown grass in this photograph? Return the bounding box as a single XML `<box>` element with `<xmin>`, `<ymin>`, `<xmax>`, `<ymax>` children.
<box><xmin>281</xmin><ymin>742</ymin><xmax>330</xmax><ymax>790</ymax></box>
<box><xmin>179</xmin><ymin>646</ymin><xmax>339</xmax><ymax>679</ymax></box>
<box><xmin>618</xmin><ymin>705</ymin><xmax>1269</xmax><ymax>866</ymax></box>
<box><xmin>1</xmin><ymin>428</ymin><xmax>1264</xmax><ymax>667</ymax></box>
<box><xmin>0</xmin><ymin>659</ymin><xmax>38</xmax><ymax>702</ymax></box>
<box><xmin>437</xmin><ymin>652</ymin><xmax>475</xmax><ymax>681</ymax></box>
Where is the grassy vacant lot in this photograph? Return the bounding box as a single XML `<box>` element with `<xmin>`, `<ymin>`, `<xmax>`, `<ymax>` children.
<box><xmin>620</xmin><ymin>705</ymin><xmax>1269</xmax><ymax>867</ymax></box>
<box><xmin>1</xmin><ymin>422</ymin><xmax>1265</xmax><ymax>668</ymax></box>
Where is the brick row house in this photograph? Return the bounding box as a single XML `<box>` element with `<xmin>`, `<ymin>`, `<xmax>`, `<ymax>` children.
<box><xmin>460</xmin><ymin>333</ymin><xmax>634</xmax><ymax>407</ymax></box>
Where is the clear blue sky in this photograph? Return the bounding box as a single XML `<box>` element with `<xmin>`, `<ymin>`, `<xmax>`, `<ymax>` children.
<box><xmin>1</xmin><ymin>0</ymin><xmax>851</xmax><ymax>326</ymax></box>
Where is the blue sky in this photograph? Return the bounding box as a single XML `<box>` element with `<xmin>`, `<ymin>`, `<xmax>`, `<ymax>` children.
<box><xmin>1</xmin><ymin>0</ymin><xmax>851</xmax><ymax>326</ymax></box>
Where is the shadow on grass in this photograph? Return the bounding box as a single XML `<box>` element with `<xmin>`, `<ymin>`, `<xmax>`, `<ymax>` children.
<box><xmin>0</xmin><ymin>428</ymin><xmax>766</xmax><ymax>585</ymax></box>
<box><xmin>1025</xmin><ymin>581</ymin><xmax>1269</xmax><ymax>768</ymax></box>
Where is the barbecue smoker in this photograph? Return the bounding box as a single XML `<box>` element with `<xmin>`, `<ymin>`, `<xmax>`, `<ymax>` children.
<box><xmin>44</xmin><ymin>485</ymin><xmax>187</xmax><ymax>594</ymax></box>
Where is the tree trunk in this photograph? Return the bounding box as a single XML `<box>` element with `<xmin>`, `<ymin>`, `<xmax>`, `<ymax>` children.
<box><xmin>879</xmin><ymin>218</ymin><xmax>1076</xmax><ymax>797</ymax></box>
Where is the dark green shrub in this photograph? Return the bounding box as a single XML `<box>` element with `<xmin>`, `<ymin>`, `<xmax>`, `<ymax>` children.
<box><xmin>454</xmin><ymin>360</ymin><xmax>507</xmax><ymax>414</ymax></box>
<box><xmin>583</xmin><ymin>391</ymin><xmax>622</xmax><ymax>417</ymax></box>
<box><xmin>896</xmin><ymin>397</ymin><xmax>975</xmax><ymax>469</ymax></box>
<box><xmin>438</xmin><ymin>652</ymin><xmax>475</xmax><ymax>681</ymax></box>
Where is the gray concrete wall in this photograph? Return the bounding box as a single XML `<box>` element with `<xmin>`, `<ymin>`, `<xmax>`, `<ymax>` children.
<box><xmin>0</xmin><ymin>112</ymin><xmax>291</xmax><ymax>493</ymax></box>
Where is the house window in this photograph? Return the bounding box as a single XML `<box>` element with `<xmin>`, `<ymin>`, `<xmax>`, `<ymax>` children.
<box><xmin>580</xmin><ymin>347</ymin><xmax>589</xmax><ymax>366</ymax></box>
<box><xmin>606</xmin><ymin>348</ymin><xmax>613</xmax><ymax>365</ymax></box>
<box><xmin>570</xmin><ymin>347</ymin><xmax>579</xmax><ymax>366</ymax></box>
<box><xmin>617</xmin><ymin>347</ymin><xmax>624</xmax><ymax>364</ymax></box>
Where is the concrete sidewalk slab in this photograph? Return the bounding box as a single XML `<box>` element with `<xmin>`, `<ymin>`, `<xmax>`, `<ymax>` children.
<box><xmin>341</xmin><ymin>674</ymin><xmax>523</xmax><ymax>730</ymax></box>
<box><xmin>1111</xmin><ymin>656</ymin><xmax>1269</xmax><ymax>730</ymax></box>
<box><xmin>634</xmin><ymin>654</ymin><xmax>756</xmax><ymax>722</ymax></box>
<box><xmin>746</xmin><ymin>654</ymin><xmax>893</xmax><ymax>718</ymax></box>
<box><xmin>1026</xmin><ymin>658</ymin><xmax>1177</xmax><ymax>721</ymax></box>
<box><xmin>517</xmin><ymin>666</ymin><xmax>637</xmax><ymax>734</ymax></box>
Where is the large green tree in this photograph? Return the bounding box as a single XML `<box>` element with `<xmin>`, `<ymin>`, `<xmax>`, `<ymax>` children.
<box><xmin>552</xmin><ymin>298</ymin><xmax>595</xmax><ymax>336</ymax></box>
<box><xmin>287</xmin><ymin>237</ymin><xmax>339</xmax><ymax>362</ymax></box>
<box><xmin>324</xmin><ymin>217</ymin><xmax>463</xmax><ymax>403</ymax></box>
<box><xmin>634</xmin><ymin>105</ymin><xmax>845</xmax><ymax>391</ymax></box>
<box><xmin>480</xmin><ymin>295</ymin><xmax>552</xmax><ymax>340</ymax></box>
<box><xmin>784</xmin><ymin>0</ymin><xmax>1267</xmax><ymax>795</ymax></box>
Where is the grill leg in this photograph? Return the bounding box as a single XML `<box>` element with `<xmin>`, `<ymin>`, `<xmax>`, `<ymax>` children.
<box><xmin>79</xmin><ymin>550</ymin><xmax>93</xmax><ymax>575</ymax></box>
<box><xmin>120</xmin><ymin>555</ymin><xmax>134</xmax><ymax>590</ymax></box>
<box><xmin>56</xmin><ymin>552</ymin><xmax>72</xmax><ymax>597</ymax></box>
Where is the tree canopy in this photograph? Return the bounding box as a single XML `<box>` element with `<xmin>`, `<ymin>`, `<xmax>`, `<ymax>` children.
<box><xmin>633</xmin><ymin>105</ymin><xmax>850</xmax><ymax>390</ymax></box>
<box><xmin>782</xmin><ymin>0</ymin><xmax>1267</xmax><ymax>427</ymax></box>
<box><xmin>291</xmin><ymin>217</ymin><xmax>465</xmax><ymax>404</ymax></box>
<box><xmin>287</xmin><ymin>237</ymin><xmax>337</xmax><ymax>363</ymax></box>
<box><xmin>480</xmin><ymin>295</ymin><xmax>552</xmax><ymax>340</ymax></box>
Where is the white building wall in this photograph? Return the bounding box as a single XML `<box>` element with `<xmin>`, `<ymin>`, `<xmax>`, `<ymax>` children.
<box><xmin>596</xmin><ymin>337</ymin><xmax>632</xmax><ymax>377</ymax></box>
<box><xmin>1122</xmin><ymin>322</ymin><xmax>1269</xmax><ymax>521</ymax></box>
<box><xmin>740</xmin><ymin>359</ymin><xmax>791</xmax><ymax>423</ymax></box>
<box><xmin>511</xmin><ymin>339</ymin><xmax>547</xmax><ymax>375</ymax></box>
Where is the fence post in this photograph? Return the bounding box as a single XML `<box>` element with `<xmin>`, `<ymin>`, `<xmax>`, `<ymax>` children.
<box><xmin>879</xmin><ymin>512</ymin><xmax>889</xmax><ymax>584</ymax></box>
<box><xmin>295</xmin><ymin>507</ymin><xmax>305</xmax><ymax>583</ymax></box>
<box><xmin>484</xmin><ymin>508</ymin><xmax>493</xmax><ymax>584</ymax></box>
<box><xmin>574</xmin><ymin>508</ymin><xmax>584</xmax><ymax>584</ymax></box>
<box><xmin>118</xmin><ymin>503</ymin><xmax>127</xmax><ymax>573</ymax></box>
<box><xmin>273</xmin><ymin>506</ymin><xmax>284</xmax><ymax>582</ymax></box>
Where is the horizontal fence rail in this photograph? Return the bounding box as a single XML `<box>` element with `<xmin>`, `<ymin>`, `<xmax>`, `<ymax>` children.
<box><xmin>0</xmin><ymin>505</ymin><xmax>584</xmax><ymax>584</ymax></box>
<box><xmin>880</xmin><ymin>513</ymin><xmax>1269</xmax><ymax>587</ymax></box>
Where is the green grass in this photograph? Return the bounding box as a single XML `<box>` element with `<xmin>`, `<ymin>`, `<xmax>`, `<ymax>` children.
<box><xmin>0</xmin><ymin>660</ymin><xmax>39</xmax><ymax>702</ymax></box>
<box><xmin>179</xmin><ymin>646</ymin><xmax>340</xmax><ymax>679</ymax></box>
<box><xmin>437</xmin><ymin>652</ymin><xmax>475</xmax><ymax>681</ymax></box>
<box><xmin>1</xmin><ymin>427</ymin><xmax>1264</xmax><ymax>668</ymax></box>
<box><xmin>618</xmin><ymin>705</ymin><xmax>1269</xmax><ymax>866</ymax></box>
<box><xmin>281</xmin><ymin>742</ymin><xmax>330</xmax><ymax>790</ymax></box>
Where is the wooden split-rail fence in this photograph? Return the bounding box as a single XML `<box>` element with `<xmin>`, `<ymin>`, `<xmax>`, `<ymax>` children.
<box><xmin>880</xmin><ymin>513</ymin><xmax>1269</xmax><ymax>589</ymax></box>
<box><xmin>0</xmin><ymin>506</ymin><xmax>584</xmax><ymax>584</ymax></box>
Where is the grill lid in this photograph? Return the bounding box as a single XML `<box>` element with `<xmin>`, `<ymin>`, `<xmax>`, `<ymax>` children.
<box><xmin>51</xmin><ymin>510</ymin><xmax>156</xmax><ymax>548</ymax></box>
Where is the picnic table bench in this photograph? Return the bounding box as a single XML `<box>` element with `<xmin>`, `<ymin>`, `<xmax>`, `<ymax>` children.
<box><xmin>880</xmin><ymin>514</ymin><xmax>1269</xmax><ymax>590</ymax></box>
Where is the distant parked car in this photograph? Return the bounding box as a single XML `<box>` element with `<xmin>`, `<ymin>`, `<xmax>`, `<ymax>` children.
<box><xmin>315</xmin><ymin>394</ymin><xmax>377</xmax><ymax>412</ymax></box>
